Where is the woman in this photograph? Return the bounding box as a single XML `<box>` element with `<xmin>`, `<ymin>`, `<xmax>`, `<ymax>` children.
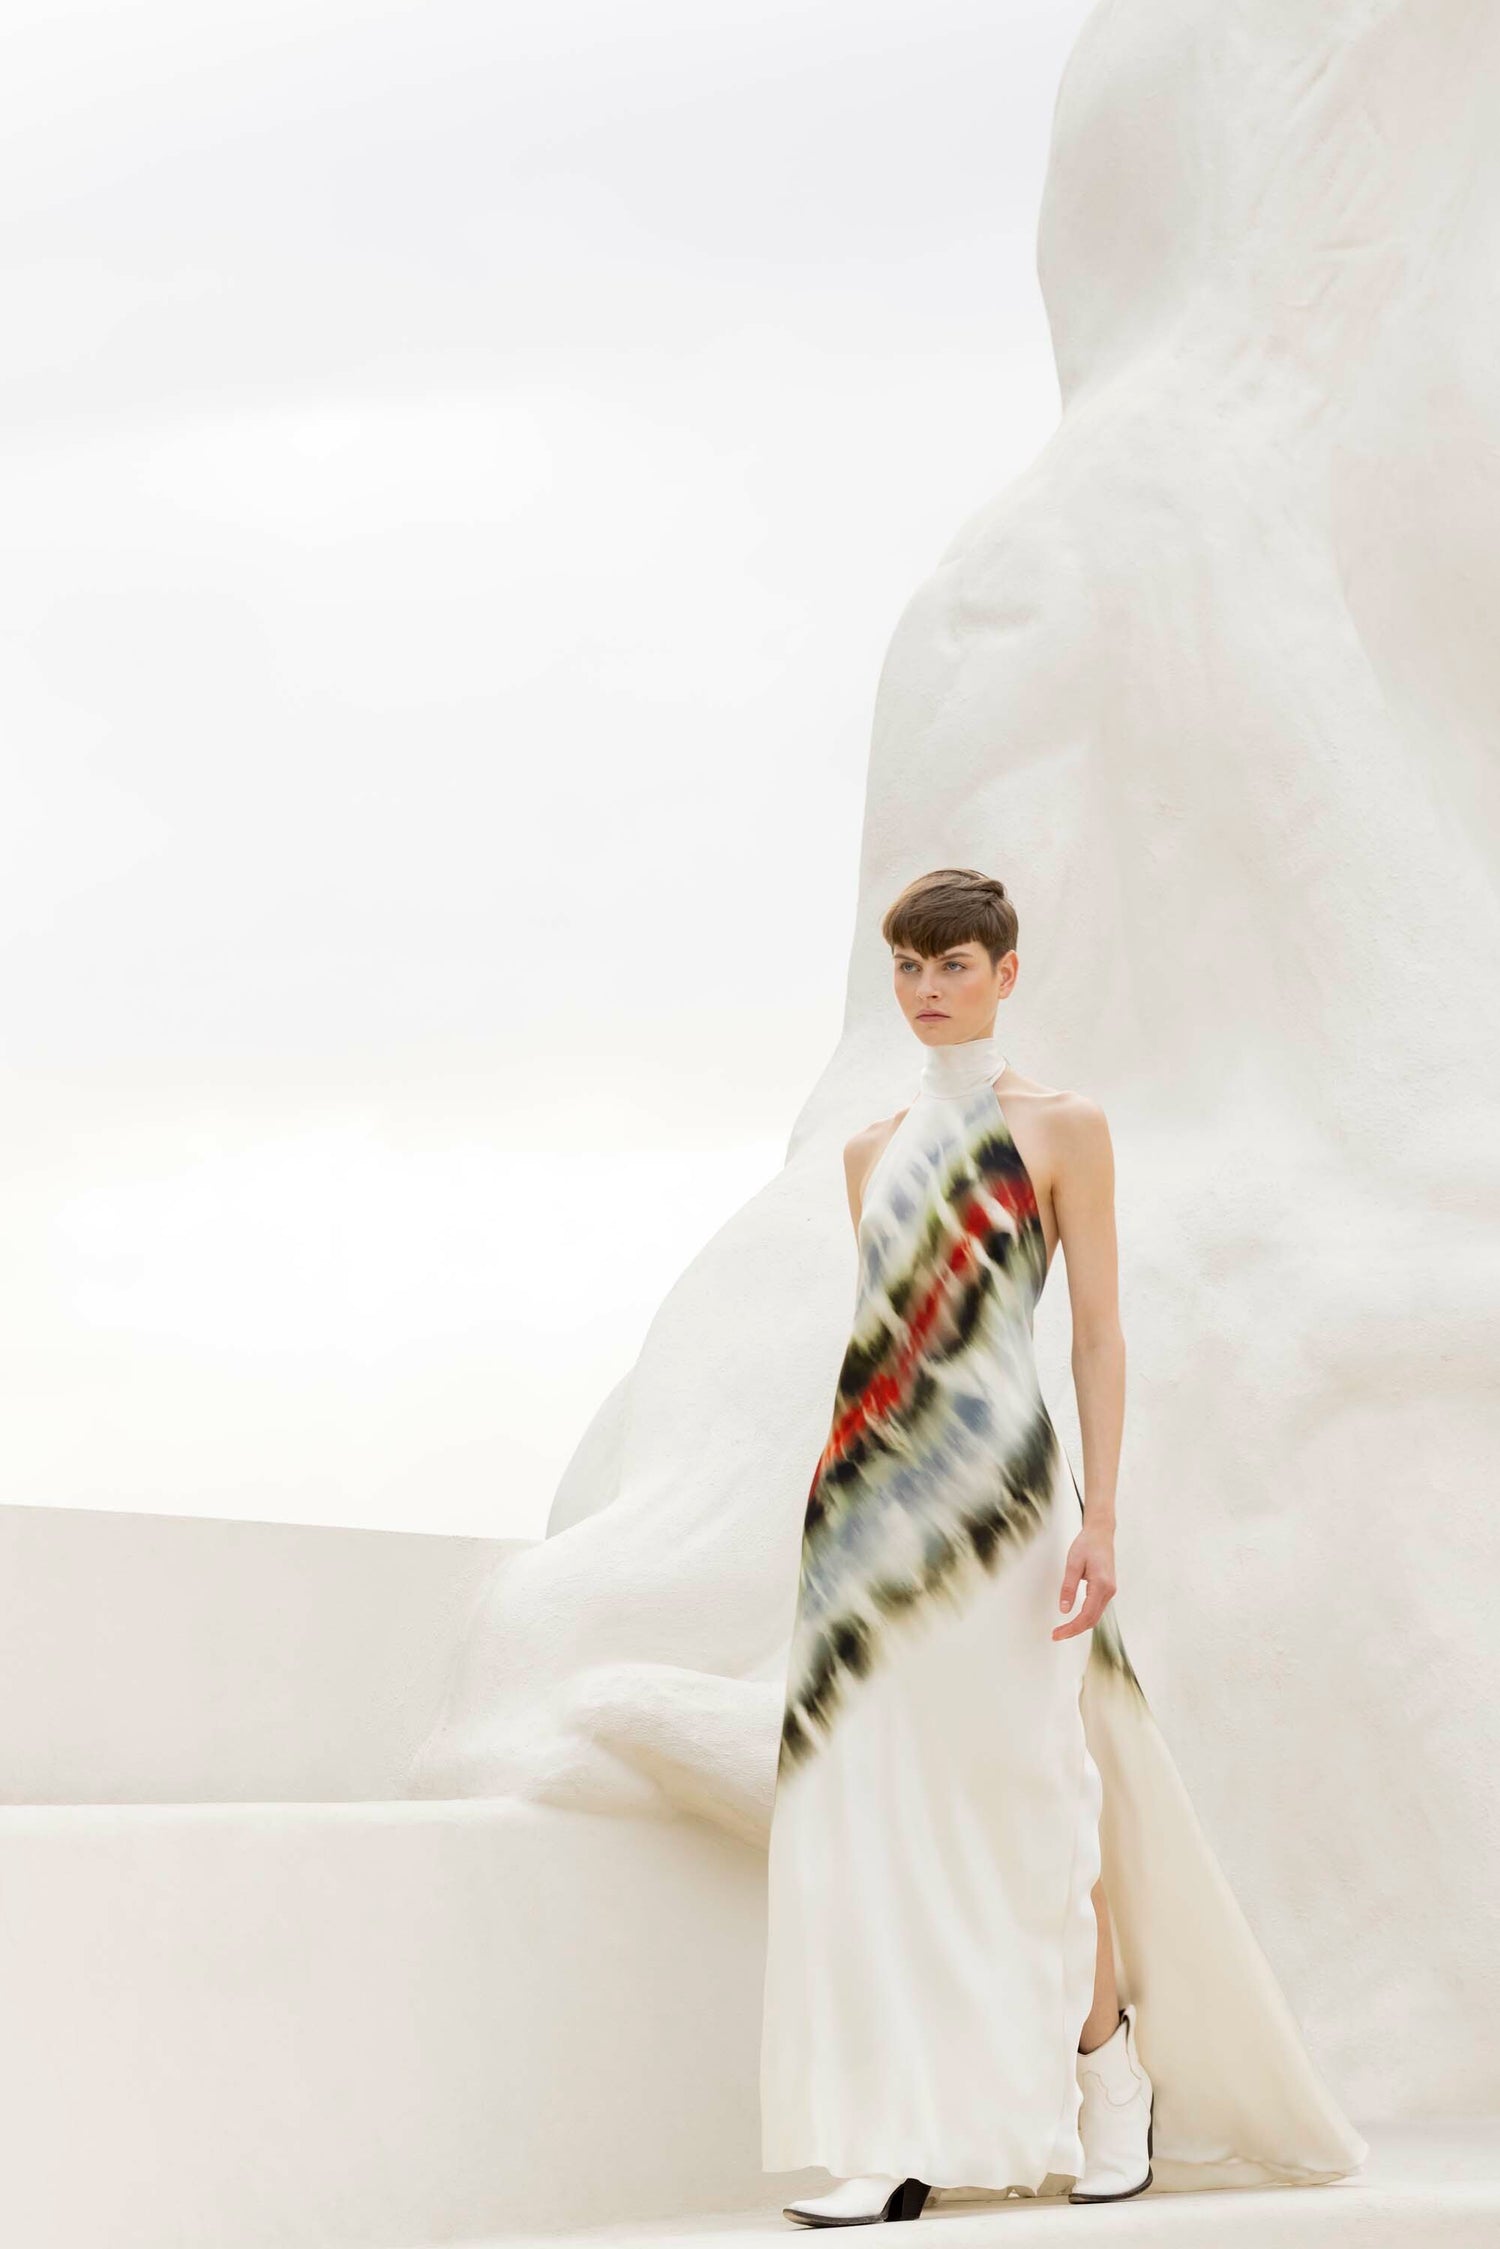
<box><xmin>759</xmin><ymin>867</ymin><xmax>1367</xmax><ymax>2225</ymax></box>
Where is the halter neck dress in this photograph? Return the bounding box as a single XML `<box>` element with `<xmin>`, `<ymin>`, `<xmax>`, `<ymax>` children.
<box><xmin>758</xmin><ymin>1032</ymin><xmax>1367</xmax><ymax>2201</ymax></box>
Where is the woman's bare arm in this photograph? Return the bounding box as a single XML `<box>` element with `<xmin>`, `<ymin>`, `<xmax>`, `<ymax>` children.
<box><xmin>1048</xmin><ymin>1096</ymin><xmax>1124</xmax><ymax>1639</ymax></box>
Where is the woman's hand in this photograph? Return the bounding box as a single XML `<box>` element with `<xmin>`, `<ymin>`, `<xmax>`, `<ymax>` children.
<box><xmin>1053</xmin><ymin>1520</ymin><xmax>1117</xmax><ymax>1641</ymax></box>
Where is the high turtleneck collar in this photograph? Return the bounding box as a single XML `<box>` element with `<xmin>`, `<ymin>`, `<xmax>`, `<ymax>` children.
<box><xmin>917</xmin><ymin>1028</ymin><xmax>1007</xmax><ymax>1101</ymax></box>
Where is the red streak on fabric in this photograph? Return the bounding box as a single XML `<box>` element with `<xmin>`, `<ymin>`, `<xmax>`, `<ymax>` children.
<box><xmin>811</xmin><ymin>1170</ymin><xmax>1028</xmax><ymax>1486</ymax></box>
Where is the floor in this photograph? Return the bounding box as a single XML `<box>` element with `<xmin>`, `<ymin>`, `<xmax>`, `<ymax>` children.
<box><xmin>477</xmin><ymin>2120</ymin><xmax>1500</xmax><ymax>2248</ymax></box>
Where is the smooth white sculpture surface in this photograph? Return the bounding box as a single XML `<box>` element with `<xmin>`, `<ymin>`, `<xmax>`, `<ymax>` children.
<box><xmin>411</xmin><ymin>0</ymin><xmax>1500</xmax><ymax>2132</ymax></box>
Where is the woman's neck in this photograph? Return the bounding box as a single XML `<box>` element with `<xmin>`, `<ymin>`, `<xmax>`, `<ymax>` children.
<box><xmin>917</xmin><ymin>1026</ymin><xmax>1005</xmax><ymax>1100</ymax></box>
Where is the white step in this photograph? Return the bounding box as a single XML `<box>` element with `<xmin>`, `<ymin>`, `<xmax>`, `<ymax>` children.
<box><xmin>0</xmin><ymin>1796</ymin><xmax>797</xmax><ymax>2247</ymax></box>
<box><xmin>0</xmin><ymin>1501</ymin><xmax>507</xmax><ymax>1801</ymax></box>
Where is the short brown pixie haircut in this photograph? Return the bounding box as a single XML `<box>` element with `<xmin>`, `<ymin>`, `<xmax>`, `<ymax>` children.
<box><xmin>880</xmin><ymin>867</ymin><xmax>1018</xmax><ymax>969</ymax></box>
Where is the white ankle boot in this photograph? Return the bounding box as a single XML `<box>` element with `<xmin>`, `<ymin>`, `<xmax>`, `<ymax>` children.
<box><xmin>782</xmin><ymin>2174</ymin><xmax>931</xmax><ymax>2226</ymax></box>
<box><xmin>1068</xmin><ymin>2000</ymin><xmax>1154</xmax><ymax>2204</ymax></box>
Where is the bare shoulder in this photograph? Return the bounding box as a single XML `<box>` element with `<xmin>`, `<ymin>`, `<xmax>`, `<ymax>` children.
<box><xmin>994</xmin><ymin>1070</ymin><xmax>1112</xmax><ymax>1188</ymax></box>
<box><xmin>844</xmin><ymin>1105</ymin><xmax>908</xmax><ymax>1187</ymax></box>
<box><xmin>837</xmin><ymin>1106</ymin><xmax>910</xmax><ymax>1239</ymax></box>
<box><xmin>1042</xmin><ymin>1083</ymin><xmax>1112</xmax><ymax>1149</ymax></box>
<box><xmin>997</xmin><ymin>1067</ymin><xmax>1107</xmax><ymax>1122</ymax></box>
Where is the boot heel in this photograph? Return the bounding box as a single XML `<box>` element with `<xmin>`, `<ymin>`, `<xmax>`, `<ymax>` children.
<box><xmin>892</xmin><ymin>2178</ymin><xmax>930</xmax><ymax>2221</ymax></box>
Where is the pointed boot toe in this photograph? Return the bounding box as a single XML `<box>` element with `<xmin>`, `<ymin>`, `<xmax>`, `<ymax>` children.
<box><xmin>783</xmin><ymin>2174</ymin><xmax>931</xmax><ymax>2226</ymax></box>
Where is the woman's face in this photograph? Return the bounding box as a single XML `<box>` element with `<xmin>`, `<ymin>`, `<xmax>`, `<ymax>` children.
<box><xmin>891</xmin><ymin>940</ymin><xmax>1016</xmax><ymax>1044</ymax></box>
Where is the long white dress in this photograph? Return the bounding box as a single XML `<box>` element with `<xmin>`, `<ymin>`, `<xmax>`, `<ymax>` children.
<box><xmin>759</xmin><ymin>1031</ymin><xmax>1367</xmax><ymax>2199</ymax></box>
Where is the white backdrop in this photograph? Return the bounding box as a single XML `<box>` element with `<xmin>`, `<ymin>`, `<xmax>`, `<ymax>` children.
<box><xmin>1</xmin><ymin>0</ymin><xmax>1090</xmax><ymax>1539</ymax></box>
<box><xmin>413</xmin><ymin>0</ymin><xmax>1500</xmax><ymax>2131</ymax></box>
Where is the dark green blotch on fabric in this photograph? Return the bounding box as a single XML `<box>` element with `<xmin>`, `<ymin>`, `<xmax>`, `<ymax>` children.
<box><xmin>831</xmin><ymin>1614</ymin><xmax>872</xmax><ymax>1678</ymax></box>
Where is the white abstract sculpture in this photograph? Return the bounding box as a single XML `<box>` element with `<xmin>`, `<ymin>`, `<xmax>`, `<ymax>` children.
<box><xmin>412</xmin><ymin>0</ymin><xmax>1500</xmax><ymax>2158</ymax></box>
